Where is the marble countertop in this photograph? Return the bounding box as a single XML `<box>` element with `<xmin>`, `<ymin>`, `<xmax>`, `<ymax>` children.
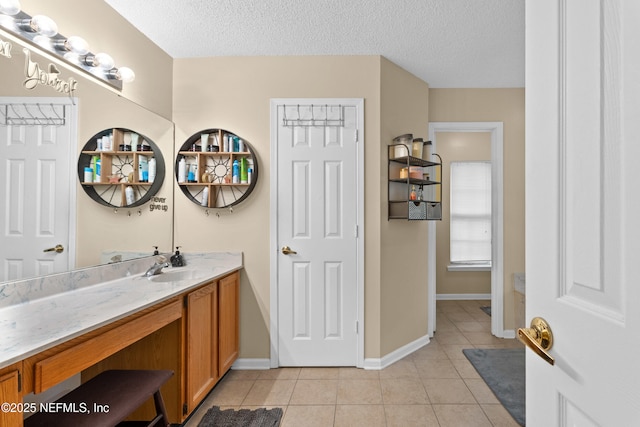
<box><xmin>0</xmin><ymin>253</ymin><xmax>242</xmax><ymax>369</ymax></box>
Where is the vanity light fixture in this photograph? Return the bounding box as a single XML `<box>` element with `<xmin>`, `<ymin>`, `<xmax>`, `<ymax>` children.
<box><xmin>0</xmin><ymin>0</ymin><xmax>135</xmax><ymax>90</ymax></box>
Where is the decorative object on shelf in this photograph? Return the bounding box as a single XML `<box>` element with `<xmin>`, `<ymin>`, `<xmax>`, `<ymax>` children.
<box><xmin>388</xmin><ymin>134</ymin><xmax>442</xmax><ymax>220</ymax></box>
<box><xmin>0</xmin><ymin>1</ymin><xmax>134</xmax><ymax>90</ymax></box>
<box><xmin>77</xmin><ymin>128</ymin><xmax>165</xmax><ymax>208</ymax></box>
<box><xmin>176</xmin><ymin>128</ymin><xmax>258</xmax><ymax>209</ymax></box>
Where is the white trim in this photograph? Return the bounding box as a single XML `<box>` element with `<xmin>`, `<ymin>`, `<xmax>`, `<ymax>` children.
<box><xmin>436</xmin><ymin>293</ymin><xmax>492</xmax><ymax>301</ymax></box>
<box><xmin>363</xmin><ymin>334</ymin><xmax>430</xmax><ymax>370</ymax></box>
<box><xmin>67</xmin><ymin>98</ymin><xmax>78</xmax><ymax>272</ymax></box>
<box><xmin>269</xmin><ymin>98</ymin><xmax>365</xmax><ymax>368</ymax></box>
<box><xmin>231</xmin><ymin>358</ymin><xmax>271</xmax><ymax>370</ymax></box>
<box><xmin>427</xmin><ymin>122</ymin><xmax>505</xmax><ymax>338</ymax></box>
<box><xmin>447</xmin><ymin>263</ymin><xmax>491</xmax><ymax>272</ymax></box>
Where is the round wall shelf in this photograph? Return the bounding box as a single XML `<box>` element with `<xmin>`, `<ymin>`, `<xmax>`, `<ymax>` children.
<box><xmin>77</xmin><ymin>128</ymin><xmax>165</xmax><ymax>208</ymax></box>
<box><xmin>176</xmin><ymin>129</ymin><xmax>258</xmax><ymax>208</ymax></box>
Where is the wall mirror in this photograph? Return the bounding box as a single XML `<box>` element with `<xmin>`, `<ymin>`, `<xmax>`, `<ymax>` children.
<box><xmin>0</xmin><ymin>29</ymin><xmax>174</xmax><ymax>284</ymax></box>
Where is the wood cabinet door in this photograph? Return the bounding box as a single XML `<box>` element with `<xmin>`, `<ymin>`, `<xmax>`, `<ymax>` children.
<box><xmin>185</xmin><ymin>281</ymin><xmax>218</xmax><ymax>413</ymax></box>
<box><xmin>0</xmin><ymin>364</ymin><xmax>22</xmax><ymax>427</ymax></box>
<box><xmin>218</xmin><ymin>272</ymin><xmax>239</xmax><ymax>374</ymax></box>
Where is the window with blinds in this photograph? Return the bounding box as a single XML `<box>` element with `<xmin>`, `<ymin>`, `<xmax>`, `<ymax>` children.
<box><xmin>450</xmin><ymin>161</ymin><xmax>492</xmax><ymax>264</ymax></box>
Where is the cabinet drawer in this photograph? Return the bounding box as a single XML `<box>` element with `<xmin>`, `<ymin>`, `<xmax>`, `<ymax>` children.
<box><xmin>33</xmin><ymin>299</ymin><xmax>182</xmax><ymax>393</ymax></box>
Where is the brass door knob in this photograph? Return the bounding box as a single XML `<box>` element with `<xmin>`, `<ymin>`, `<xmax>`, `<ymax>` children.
<box><xmin>518</xmin><ymin>317</ymin><xmax>555</xmax><ymax>365</ymax></box>
<box><xmin>43</xmin><ymin>244</ymin><xmax>64</xmax><ymax>254</ymax></box>
<box><xmin>281</xmin><ymin>246</ymin><xmax>297</xmax><ymax>255</ymax></box>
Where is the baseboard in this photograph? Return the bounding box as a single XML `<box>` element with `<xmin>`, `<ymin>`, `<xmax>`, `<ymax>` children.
<box><xmin>231</xmin><ymin>358</ymin><xmax>271</xmax><ymax>370</ymax></box>
<box><xmin>363</xmin><ymin>334</ymin><xmax>430</xmax><ymax>370</ymax></box>
<box><xmin>502</xmin><ymin>329</ymin><xmax>516</xmax><ymax>339</ymax></box>
<box><xmin>436</xmin><ymin>293</ymin><xmax>491</xmax><ymax>300</ymax></box>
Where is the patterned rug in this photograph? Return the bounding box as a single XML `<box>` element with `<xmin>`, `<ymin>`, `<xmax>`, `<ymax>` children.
<box><xmin>197</xmin><ymin>406</ymin><xmax>283</xmax><ymax>427</ymax></box>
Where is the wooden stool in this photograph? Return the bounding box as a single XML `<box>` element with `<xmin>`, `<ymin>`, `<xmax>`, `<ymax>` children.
<box><xmin>24</xmin><ymin>369</ymin><xmax>173</xmax><ymax>427</ymax></box>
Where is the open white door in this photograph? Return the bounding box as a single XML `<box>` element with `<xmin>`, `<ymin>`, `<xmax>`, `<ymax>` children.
<box><xmin>525</xmin><ymin>0</ymin><xmax>640</xmax><ymax>424</ymax></box>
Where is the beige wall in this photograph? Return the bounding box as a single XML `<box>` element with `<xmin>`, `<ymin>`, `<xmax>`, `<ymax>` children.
<box><xmin>379</xmin><ymin>59</ymin><xmax>430</xmax><ymax>356</ymax></box>
<box><xmin>21</xmin><ymin>0</ymin><xmax>173</xmax><ymax>118</ymax></box>
<box><xmin>173</xmin><ymin>56</ymin><xmax>430</xmax><ymax>360</ymax></box>
<box><xmin>435</xmin><ymin>132</ymin><xmax>491</xmax><ymax>295</ymax></box>
<box><xmin>429</xmin><ymin>88</ymin><xmax>525</xmax><ymax>331</ymax></box>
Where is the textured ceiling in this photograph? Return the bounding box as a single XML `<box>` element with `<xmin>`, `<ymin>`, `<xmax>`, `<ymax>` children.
<box><xmin>104</xmin><ymin>0</ymin><xmax>525</xmax><ymax>88</ymax></box>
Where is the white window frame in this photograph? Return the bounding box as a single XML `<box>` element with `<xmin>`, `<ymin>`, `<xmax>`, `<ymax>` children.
<box><xmin>448</xmin><ymin>161</ymin><xmax>492</xmax><ymax>272</ymax></box>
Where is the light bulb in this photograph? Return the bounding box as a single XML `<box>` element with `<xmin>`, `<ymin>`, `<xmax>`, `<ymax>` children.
<box><xmin>63</xmin><ymin>51</ymin><xmax>81</xmax><ymax>64</ymax></box>
<box><xmin>30</xmin><ymin>15</ymin><xmax>58</xmax><ymax>37</ymax></box>
<box><xmin>32</xmin><ymin>34</ymin><xmax>51</xmax><ymax>49</ymax></box>
<box><xmin>0</xmin><ymin>14</ymin><xmax>15</xmax><ymax>29</ymax></box>
<box><xmin>53</xmin><ymin>35</ymin><xmax>89</xmax><ymax>55</ymax></box>
<box><xmin>117</xmin><ymin>67</ymin><xmax>135</xmax><ymax>83</ymax></box>
<box><xmin>83</xmin><ymin>52</ymin><xmax>114</xmax><ymax>70</ymax></box>
<box><xmin>0</xmin><ymin>0</ymin><xmax>20</xmax><ymax>16</ymax></box>
<box><xmin>94</xmin><ymin>52</ymin><xmax>114</xmax><ymax>69</ymax></box>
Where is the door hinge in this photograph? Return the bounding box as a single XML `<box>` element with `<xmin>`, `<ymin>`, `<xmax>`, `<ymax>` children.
<box><xmin>355</xmin><ymin>130</ymin><xmax>359</xmax><ymax>142</ymax></box>
<box><xmin>355</xmin><ymin>320</ymin><xmax>359</xmax><ymax>334</ymax></box>
<box><xmin>354</xmin><ymin>225</ymin><xmax>359</xmax><ymax>238</ymax></box>
<box><xmin>17</xmin><ymin>370</ymin><xmax>22</xmax><ymax>392</ymax></box>
<box><xmin>183</xmin><ymin>403</ymin><xmax>188</xmax><ymax>415</ymax></box>
<box><xmin>183</xmin><ymin>296</ymin><xmax>188</xmax><ymax>308</ymax></box>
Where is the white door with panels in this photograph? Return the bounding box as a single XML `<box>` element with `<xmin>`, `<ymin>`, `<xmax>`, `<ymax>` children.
<box><xmin>0</xmin><ymin>98</ymin><xmax>76</xmax><ymax>282</ymax></box>
<box><xmin>271</xmin><ymin>99</ymin><xmax>363</xmax><ymax>367</ymax></box>
<box><xmin>525</xmin><ymin>0</ymin><xmax>640</xmax><ymax>425</ymax></box>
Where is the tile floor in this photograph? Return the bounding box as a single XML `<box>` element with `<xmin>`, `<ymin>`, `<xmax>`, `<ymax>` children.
<box><xmin>183</xmin><ymin>299</ymin><xmax>524</xmax><ymax>427</ymax></box>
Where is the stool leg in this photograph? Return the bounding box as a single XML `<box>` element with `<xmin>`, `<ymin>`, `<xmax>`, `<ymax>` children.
<box><xmin>153</xmin><ymin>390</ymin><xmax>170</xmax><ymax>427</ymax></box>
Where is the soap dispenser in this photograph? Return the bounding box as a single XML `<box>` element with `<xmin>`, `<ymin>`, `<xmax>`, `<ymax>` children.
<box><xmin>170</xmin><ymin>247</ymin><xmax>185</xmax><ymax>267</ymax></box>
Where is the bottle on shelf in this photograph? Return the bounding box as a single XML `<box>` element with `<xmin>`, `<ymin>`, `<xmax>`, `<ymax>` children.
<box><xmin>95</xmin><ymin>157</ymin><xmax>101</xmax><ymax>182</ymax></box>
<box><xmin>232</xmin><ymin>160</ymin><xmax>240</xmax><ymax>183</ymax></box>
<box><xmin>178</xmin><ymin>157</ymin><xmax>186</xmax><ymax>183</ymax></box>
<box><xmin>125</xmin><ymin>186</ymin><xmax>136</xmax><ymax>205</ymax></box>
<box><xmin>201</xmin><ymin>187</ymin><xmax>209</xmax><ymax>206</ymax></box>
<box><xmin>240</xmin><ymin>158</ymin><xmax>248</xmax><ymax>184</ymax></box>
<box><xmin>148</xmin><ymin>157</ymin><xmax>156</xmax><ymax>183</ymax></box>
<box><xmin>139</xmin><ymin>155</ymin><xmax>149</xmax><ymax>182</ymax></box>
<box><xmin>200</xmin><ymin>133</ymin><xmax>208</xmax><ymax>152</ymax></box>
<box><xmin>83</xmin><ymin>167</ymin><xmax>93</xmax><ymax>183</ymax></box>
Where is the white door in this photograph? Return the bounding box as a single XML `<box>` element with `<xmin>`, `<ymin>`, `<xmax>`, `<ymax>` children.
<box><xmin>272</xmin><ymin>100</ymin><xmax>362</xmax><ymax>366</ymax></box>
<box><xmin>0</xmin><ymin>98</ymin><xmax>75</xmax><ymax>282</ymax></box>
<box><xmin>526</xmin><ymin>0</ymin><xmax>640</xmax><ymax>425</ymax></box>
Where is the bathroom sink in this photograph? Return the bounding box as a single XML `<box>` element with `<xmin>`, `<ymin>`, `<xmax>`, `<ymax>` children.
<box><xmin>149</xmin><ymin>269</ymin><xmax>207</xmax><ymax>283</ymax></box>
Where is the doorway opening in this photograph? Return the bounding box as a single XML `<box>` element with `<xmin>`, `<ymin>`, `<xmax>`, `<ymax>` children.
<box><xmin>427</xmin><ymin>122</ymin><xmax>505</xmax><ymax>338</ymax></box>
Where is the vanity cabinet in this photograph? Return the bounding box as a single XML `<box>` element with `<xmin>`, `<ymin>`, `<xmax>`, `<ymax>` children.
<box><xmin>78</xmin><ymin>128</ymin><xmax>165</xmax><ymax>208</ymax></box>
<box><xmin>185</xmin><ymin>282</ymin><xmax>218</xmax><ymax>414</ymax></box>
<box><xmin>176</xmin><ymin>129</ymin><xmax>258</xmax><ymax>208</ymax></box>
<box><xmin>0</xmin><ymin>362</ymin><xmax>22</xmax><ymax>427</ymax></box>
<box><xmin>184</xmin><ymin>271</ymin><xmax>239</xmax><ymax>416</ymax></box>
<box><xmin>218</xmin><ymin>272</ymin><xmax>240</xmax><ymax>374</ymax></box>
<box><xmin>7</xmin><ymin>269</ymin><xmax>241</xmax><ymax>425</ymax></box>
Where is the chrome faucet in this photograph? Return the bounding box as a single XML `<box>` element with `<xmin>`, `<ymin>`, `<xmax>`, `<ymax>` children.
<box><xmin>144</xmin><ymin>255</ymin><xmax>170</xmax><ymax>277</ymax></box>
